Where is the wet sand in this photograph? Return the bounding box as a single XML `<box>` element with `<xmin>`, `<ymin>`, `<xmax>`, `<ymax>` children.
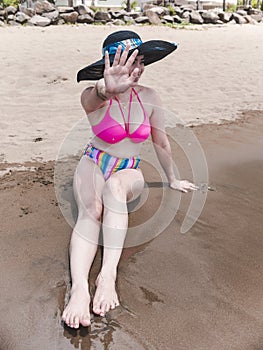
<box><xmin>1</xmin><ymin>110</ymin><xmax>263</xmax><ymax>349</ymax></box>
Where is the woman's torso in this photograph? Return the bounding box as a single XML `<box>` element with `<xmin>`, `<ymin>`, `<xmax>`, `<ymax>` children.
<box><xmin>86</xmin><ymin>85</ymin><xmax>153</xmax><ymax>158</ymax></box>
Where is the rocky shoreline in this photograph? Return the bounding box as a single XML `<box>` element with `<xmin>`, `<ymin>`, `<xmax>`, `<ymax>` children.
<box><xmin>0</xmin><ymin>0</ymin><xmax>262</xmax><ymax>27</ymax></box>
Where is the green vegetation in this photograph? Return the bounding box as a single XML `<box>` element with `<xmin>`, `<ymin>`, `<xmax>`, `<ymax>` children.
<box><xmin>1</xmin><ymin>0</ymin><xmax>19</xmax><ymax>8</ymax></box>
<box><xmin>167</xmin><ymin>4</ymin><xmax>176</xmax><ymax>15</ymax></box>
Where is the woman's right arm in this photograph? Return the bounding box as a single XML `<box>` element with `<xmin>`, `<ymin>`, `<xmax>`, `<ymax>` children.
<box><xmin>80</xmin><ymin>80</ymin><xmax>112</xmax><ymax>115</ymax></box>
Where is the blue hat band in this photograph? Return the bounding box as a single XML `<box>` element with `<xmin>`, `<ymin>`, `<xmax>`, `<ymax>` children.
<box><xmin>102</xmin><ymin>38</ymin><xmax>143</xmax><ymax>56</ymax></box>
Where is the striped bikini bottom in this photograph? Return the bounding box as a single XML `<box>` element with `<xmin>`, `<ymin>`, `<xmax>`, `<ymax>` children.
<box><xmin>83</xmin><ymin>144</ymin><xmax>140</xmax><ymax>180</ymax></box>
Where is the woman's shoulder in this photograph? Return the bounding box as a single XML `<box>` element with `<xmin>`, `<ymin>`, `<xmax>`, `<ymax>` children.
<box><xmin>135</xmin><ymin>85</ymin><xmax>162</xmax><ymax>106</ymax></box>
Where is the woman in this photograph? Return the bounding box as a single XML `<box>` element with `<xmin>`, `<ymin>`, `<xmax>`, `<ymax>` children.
<box><xmin>62</xmin><ymin>30</ymin><xmax>197</xmax><ymax>329</ymax></box>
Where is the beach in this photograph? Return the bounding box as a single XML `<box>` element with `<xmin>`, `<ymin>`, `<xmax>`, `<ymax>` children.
<box><xmin>1</xmin><ymin>24</ymin><xmax>263</xmax><ymax>349</ymax></box>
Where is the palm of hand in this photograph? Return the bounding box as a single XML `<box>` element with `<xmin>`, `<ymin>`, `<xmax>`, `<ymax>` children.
<box><xmin>103</xmin><ymin>44</ymin><xmax>139</xmax><ymax>96</ymax></box>
<box><xmin>104</xmin><ymin>65</ymin><xmax>131</xmax><ymax>95</ymax></box>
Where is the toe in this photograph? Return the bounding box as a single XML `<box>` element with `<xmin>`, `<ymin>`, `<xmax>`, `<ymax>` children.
<box><xmin>80</xmin><ymin>314</ymin><xmax>90</xmax><ymax>327</ymax></box>
<box><xmin>73</xmin><ymin>316</ymin><xmax>79</xmax><ymax>329</ymax></box>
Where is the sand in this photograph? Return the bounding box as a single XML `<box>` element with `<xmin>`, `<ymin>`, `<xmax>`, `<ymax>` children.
<box><xmin>1</xmin><ymin>24</ymin><xmax>263</xmax><ymax>349</ymax></box>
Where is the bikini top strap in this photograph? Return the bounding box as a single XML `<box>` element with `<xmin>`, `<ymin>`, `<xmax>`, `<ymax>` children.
<box><xmin>131</xmin><ymin>88</ymin><xmax>147</xmax><ymax>118</ymax></box>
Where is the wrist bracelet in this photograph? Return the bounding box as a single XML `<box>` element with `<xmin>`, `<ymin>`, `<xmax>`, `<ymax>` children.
<box><xmin>95</xmin><ymin>82</ymin><xmax>110</xmax><ymax>101</ymax></box>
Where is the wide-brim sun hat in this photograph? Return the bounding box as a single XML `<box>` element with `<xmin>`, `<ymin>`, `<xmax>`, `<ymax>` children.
<box><xmin>77</xmin><ymin>30</ymin><xmax>178</xmax><ymax>82</ymax></box>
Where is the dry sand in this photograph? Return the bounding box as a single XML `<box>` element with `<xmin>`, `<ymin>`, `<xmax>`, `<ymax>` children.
<box><xmin>0</xmin><ymin>24</ymin><xmax>263</xmax><ymax>349</ymax></box>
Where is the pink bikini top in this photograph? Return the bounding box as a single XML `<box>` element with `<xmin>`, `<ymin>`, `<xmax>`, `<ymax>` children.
<box><xmin>92</xmin><ymin>88</ymin><xmax>151</xmax><ymax>144</ymax></box>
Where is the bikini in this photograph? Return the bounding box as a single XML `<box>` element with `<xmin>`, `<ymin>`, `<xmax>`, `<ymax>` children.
<box><xmin>84</xmin><ymin>88</ymin><xmax>151</xmax><ymax>180</ymax></box>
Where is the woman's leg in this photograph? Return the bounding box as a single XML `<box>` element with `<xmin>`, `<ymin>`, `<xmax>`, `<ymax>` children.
<box><xmin>62</xmin><ymin>156</ymin><xmax>105</xmax><ymax>328</ymax></box>
<box><xmin>93</xmin><ymin>169</ymin><xmax>145</xmax><ymax>316</ymax></box>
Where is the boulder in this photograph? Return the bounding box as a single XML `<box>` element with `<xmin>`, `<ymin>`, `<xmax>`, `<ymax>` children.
<box><xmin>15</xmin><ymin>11</ymin><xmax>30</xmax><ymax>23</ymax></box>
<box><xmin>244</xmin><ymin>14</ymin><xmax>258</xmax><ymax>24</ymax></box>
<box><xmin>173</xmin><ymin>15</ymin><xmax>182</xmax><ymax>23</ymax></box>
<box><xmin>34</xmin><ymin>0</ymin><xmax>55</xmax><ymax>14</ymax></box>
<box><xmin>9</xmin><ymin>20</ymin><xmax>21</xmax><ymax>25</ymax></box>
<box><xmin>218</xmin><ymin>11</ymin><xmax>232</xmax><ymax>22</ymax></box>
<box><xmin>0</xmin><ymin>20</ymin><xmax>5</xmax><ymax>26</ymax></box>
<box><xmin>247</xmin><ymin>7</ymin><xmax>261</xmax><ymax>15</ymax></box>
<box><xmin>173</xmin><ymin>6</ymin><xmax>183</xmax><ymax>16</ymax></box>
<box><xmin>28</xmin><ymin>14</ymin><xmax>51</xmax><ymax>26</ymax></box>
<box><xmin>162</xmin><ymin>15</ymin><xmax>174</xmax><ymax>23</ymax></box>
<box><xmin>94</xmin><ymin>11</ymin><xmax>111</xmax><ymax>21</ymax></box>
<box><xmin>201</xmin><ymin>10</ymin><xmax>220</xmax><ymax>23</ymax></box>
<box><xmin>232</xmin><ymin>12</ymin><xmax>247</xmax><ymax>24</ymax></box>
<box><xmin>123</xmin><ymin>15</ymin><xmax>135</xmax><ymax>23</ymax></box>
<box><xmin>250</xmin><ymin>13</ymin><xmax>262</xmax><ymax>22</ymax></box>
<box><xmin>18</xmin><ymin>5</ymin><xmax>34</xmax><ymax>17</ymax></box>
<box><xmin>42</xmin><ymin>9</ymin><xmax>59</xmax><ymax>22</ymax></box>
<box><xmin>74</xmin><ymin>5</ymin><xmax>94</xmax><ymax>17</ymax></box>
<box><xmin>126</xmin><ymin>11</ymin><xmax>140</xmax><ymax>19</ymax></box>
<box><xmin>57</xmin><ymin>7</ymin><xmax>74</xmax><ymax>13</ymax></box>
<box><xmin>112</xmin><ymin>19</ymin><xmax>125</xmax><ymax>25</ymax></box>
<box><xmin>190</xmin><ymin>10</ymin><xmax>204</xmax><ymax>24</ymax></box>
<box><xmin>181</xmin><ymin>11</ymin><xmax>190</xmax><ymax>21</ymax></box>
<box><xmin>145</xmin><ymin>9</ymin><xmax>162</xmax><ymax>24</ymax></box>
<box><xmin>236</xmin><ymin>10</ymin><xmax>247</xmax><ymax>16</ymax></box>
<box><xmin>144</xmin><ymin>6</ymin><xmax>169</xmax><ymax>16</ymax></box>
<box><xmin>135</xmin><ymin>16</ymin><xmax>150</xmax><ymax>23</ymax></box>
<box><xmin>59</xmin><ymin>11</ymin><xmax>78</xmax><ymax>23</ymax></box>
<box><xmin>77</xmin><ymin>13</ymin><xmax>93</xmax><ymax>23</ymax></box>
<box><xmin>7</xmin><ymin>14</ymin><xmax>15</xmax><ymax>21</ymax></box>
<box><xmin>5</xmin><ymin>6</ymin><xmax>17</xmax><ymax>15</ymax></box>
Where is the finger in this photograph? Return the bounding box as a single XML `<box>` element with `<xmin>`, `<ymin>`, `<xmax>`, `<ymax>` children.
<box><xmin>125</xmin><ymin>49</ymin><xmax>139</xmax><ymax>69</ymax></box>
<box><xmin>127</xmin><ymin>68</ymin><xmax>139</xmax><ymax>84</ymax></box>
<box><xmin>119</xmin><ymin>44</ymin><xmax>130</xmax><ymax>66</ymax></box>
<box><xmin>104</xmin><ymin>51</ymin><xmax>110</xmax><ymax>69</ymax></box>
<box><xmin>112</xmin><ymin>45</ymin><xmax>122</xmax><ymax>67</ymax></box>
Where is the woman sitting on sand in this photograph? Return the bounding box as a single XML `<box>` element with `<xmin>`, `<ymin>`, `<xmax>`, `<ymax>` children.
<box><xmin>62</xmin><ymin>30</ymin><xmax>197</xmax><ymax>329</ymax></box>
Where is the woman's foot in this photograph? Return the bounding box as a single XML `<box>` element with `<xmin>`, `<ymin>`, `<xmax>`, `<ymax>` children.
<box><xmin>62</xmin><ymin>283</ymin><xmax>91</xmax><ymax>328</ymax></box>
<box><xmin>93</xmin><ymin>271</ymin><xmax>120</xmax><ymax>317</ymax></box>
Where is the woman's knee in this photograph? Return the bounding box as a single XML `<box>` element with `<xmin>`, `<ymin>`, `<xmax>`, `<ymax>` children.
<box><xmin>102</xmin><ymin>176</ymin><xmax>126</xmax><ymax>203</ymax></box>
<box><xmin>78</xmin><ymin>198</ymin><xmax>103</xmax><ymax>221</ymax></box>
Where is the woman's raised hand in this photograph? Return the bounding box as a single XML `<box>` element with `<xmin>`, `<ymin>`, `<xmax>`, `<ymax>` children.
<box><xmin>104</xmin><ymin>44</ymin><xmax>139</xmax><ymax>95</ymax></box>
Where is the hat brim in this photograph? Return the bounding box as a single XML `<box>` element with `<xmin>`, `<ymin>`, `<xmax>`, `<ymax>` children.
<box><xmin>77</xmin><ymin>40</ymin><xmax>177</xmax><ymax>82</ymax></box>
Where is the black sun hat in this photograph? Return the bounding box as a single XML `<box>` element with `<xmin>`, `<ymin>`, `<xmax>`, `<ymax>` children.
<box><xmin>77</xmin><ymin>30</ymin><xmax>178</xmax><ymax>82</ymax></box>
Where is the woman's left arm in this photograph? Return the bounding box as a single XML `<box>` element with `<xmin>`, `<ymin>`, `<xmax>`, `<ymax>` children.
<box><xmin>149</xmin><ymin>90</ymin><xmax>198</xmax><ymax>193</ymax></box>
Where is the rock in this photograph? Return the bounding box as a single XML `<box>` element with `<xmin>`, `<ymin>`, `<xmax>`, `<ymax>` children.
<box><xmin>28</xmin><ymin>14</ymin><xmax>51</xmax><ymax>26</ymax></box>
<box><xmin>9</xmin><ymin>20</ymin><xmax>21</xmax><ymax>25</ymax></box>
<box><xmin>126</xmin><ymin>11</ymin><xmax>140</xmax><ymax>19</ymax></box>
<box><xmin>5</xmin><ymin>6</ymin><xmax>17</xmax><ymax>15</ymax></box>
<box><xmin>77</xmin><ymin>13</ymin><xmax>93</xmax><ymax>23</ymax></box>
<box><xmin>0</xmin><ymin>9</ymin><xmax>5</xmax><ymax>16</ymax></box>
<box><xmin>34</xmin><ymin>0</ymin><xmax>55</xmax><ymax>14</ymax></box>
<box><xmin>59</xmin><ymin>11</ymin><xmax>78</xmax><ymax>23</ymax></box>
<box><xmin>173</xmin><ymin>6</ymin><xmax>183</xmax><ymax>16</ymax></box>
<box><xmin>42</xmin><ymin>9</ymin><xmax>59</xmax><ymax>22</ymax></box>
<box><xmin>135</xmin><ymin>16</ymin><xmax>150</xmax><ymax>23</ymax></box>
<box><xmin>250</xmin><ymin>13</ymin><xmax>262</xmax><ymax>22</ymax></box>
<box><xmin>7</xmin><ymin>14</ymin><xmax>15</xmax><ymax>21</ymax></box>
<box><xmin>232</xmin><ymin>13</ymin><xmax>247</xmax><ymax>24</ymax></box>
<box><xmin>57</xmin><ymin>7</ymin><xmax>74</xmax><ymax>13</ymax></box>
<box><xmin>123</xmin><ymin>15</ymin><xmax>135</xmax><ymax>23</ymax></box>
<box><xmin>0</xmin><ymin>20</ymin><xmax>5</xmax><ymax>26</ymax></box>
<box><xmin>162</xmin><ymin>15</ymin><xmax>174</xmax><ymax>23</ymax></box>
<box><xmin>236</xmin><ymin>10</ymin><xmax>247</xmax><ymax>16</ymax></box>
<box><xmin>190</xmin><ymin>10</ymin><xmax>204</xmax><ymax>24</ymax></box>
<box><xmin>18</xmin><ymin>5</ymin><xmax>34</xmax><ymax>17</ymax></box>
<box><xmin>15</xmin><ymin>11</ymin><xmax>30</xmax><ymax>23</ymax></box>
<box><xmin>74</xmin><ymin>5</ymin><xmax>94</xmax><ymax>17</ymax></box>
<box><xmin>112</xmin><ymin>19</ymin><xmax>125</xmax><ymax>25</ymax></box>
<box><xmin>144</xmin><ymin>6</ymin><xmax>169</xmax><ymax>16</ymax></box>
<box><xmin>218</xmin><ymin>11</ymin><xmax>232</xmax><ymax>22</ymax></box>
<box><xmin>173</xmin><ymin>15</ymin><xmax>182</xmax><ymax>23</ymax></box>
<box><xmin>182</xmin><ymin>6</ymin><xmax>194</xmax><ymax>12</ymax></box>
<box><xmin>244</xmin><ymin>15</ymin><xmax>258</xmax><ymax>24</ymax></box>
<box><xmin>145</xmin><ymin>9</ymin><xmax>162</xmax><ymax>24</ymax></box>
<box><xmin>181</xmin><ymin>11</ymin><xmax>190</xmax><ymax>21</ymax></box>
<box><xmin>94</xmin><ymin>11</ymin><xmax>111</xmax><ymax>21</ymax></box>
<box><xmin>247</xmin><ymin>7</ymin><xmax>261</xmax><ymax>15</ymax></box>
<box><xmin>201</xmin><ymin>10</ymin><xmax>220</xmax><ymax>24</ymax></box>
